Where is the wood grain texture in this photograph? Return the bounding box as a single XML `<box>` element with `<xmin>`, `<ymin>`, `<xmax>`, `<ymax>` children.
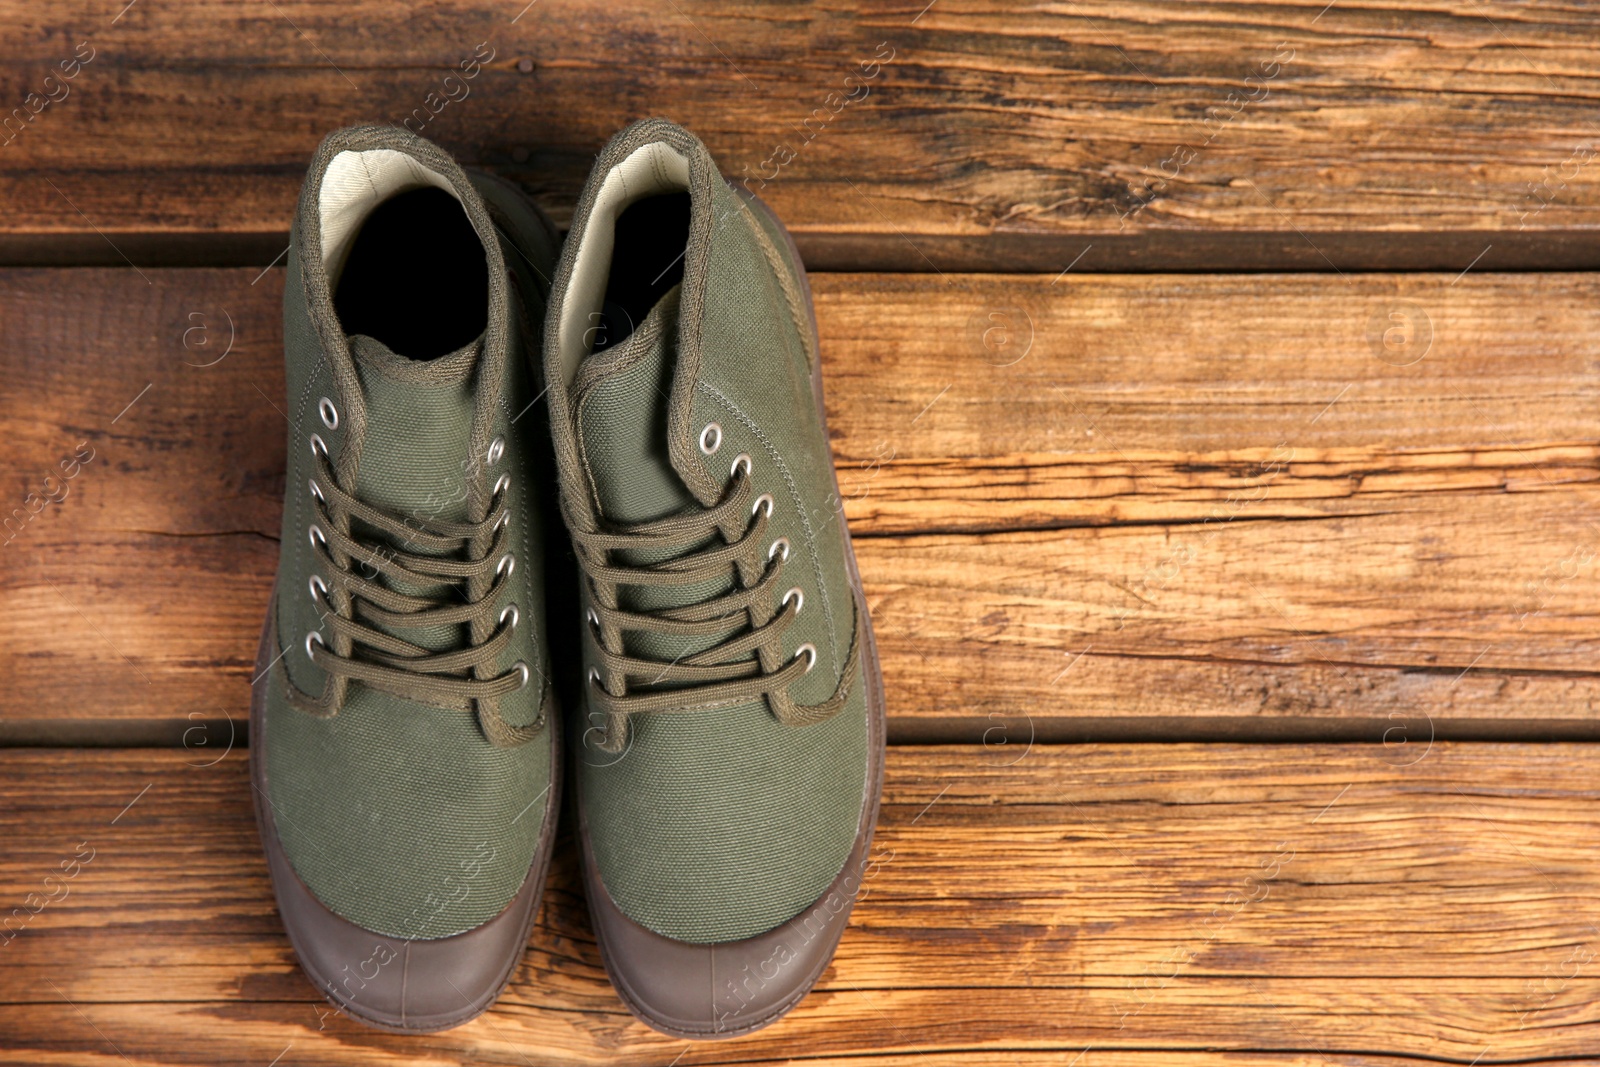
<box><xmin>3</xmin><ymin>269</ymin><xmax>1599</xmax><ymax>737</ymax></box>
<box><xmin>1</xmin><ymin>1</ymin><xmax>1599</xmax><ymax>269</ymax></box>
<box><xmin>2</xmin><ymin>746</ymin><xmax>1599</xmax><ymax>1063</ymax></box>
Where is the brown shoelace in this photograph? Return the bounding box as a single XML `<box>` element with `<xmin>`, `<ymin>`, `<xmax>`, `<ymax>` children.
<box><xmin>573</xmin><ymin>462</ymin><xmax>858</xmax><ymax>752</ymax></box>
<box><xmin>305</xmin><ymin>447</ymin><xmax>537</xmax><ymax>742</ymax></box>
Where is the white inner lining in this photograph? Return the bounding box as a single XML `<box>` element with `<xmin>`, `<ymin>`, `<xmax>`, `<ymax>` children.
<box><xmin>318</xmin><ymin>148</ymin><xmax>460</xmax><ymax>285</ymax></box>
<box><xmin>556</xmin><ymin>141</ymin><xmax>691</xmax><ymax>391</ymax></box>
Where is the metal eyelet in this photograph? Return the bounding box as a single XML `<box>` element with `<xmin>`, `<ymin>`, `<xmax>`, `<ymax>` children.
<box><xmin>308</xmin><ymin>575</ymin><xmax>328</xmax><ymax>603</ymax></box>
<box><xmin>699</xmin><ymin>423</ymin><xmax>723</xmax><ymax>455</ymax></box>
<box><xmin>730</xmin><ymin>453</ymin><xmax>752</xmax><ymax>479</ymax></box>
<box><xmin>308</xmin><ymin>478</ymin><xmax>324</xmax><ymax>502</ymax></box>
<box><xmin>304</xmin><ymin>631</ymin><xmax>324</xmax><ymax>659</ymax></box>
<box><xmin>768</xmin><ymin>537</ymin><xmax>791</xmax><ymax>562</ymax></box>
<box><xmin>499</xmin><ymin>604</ymin><xmax>519</xmax><ymax>631</ymax></box>
<box><xmin>496</xmin><ymin>553</ymin><xmax>515</xmax><ymax>578</ymax></box>
<box><xmin>795</xmin><ymin>643</ymin><xmax>817</xmax><ymax>673</ymax></box>
<box><xmin>487</xmin><ymin>436</ymin><xmax>505</xmax><ymax>465</ymax></box>
<box><xmin>309</xmin><ymin>433</ymin><xmax>328</xmax><ymax>459</ymax></box>
<box><xmin>493</xmin><ymin>473</ymin><xmax>511</xmax><ymax>497</ymax></box>
<box><xmin>308</xmin><ymin>524</ymin><xmax>327</xmax><ymax>550</ymax></box>
<box><xmin>318</xmin><ymin>398</ymin><xmax>339</xmax><ymax>430</ymax></box>
<box><xmin>512</xmin><ymin>661</ymin><xmax>530</xmax><ymax>689</ymax></box>
<box><xmin>586</xmin><ymin>607</ymin><xmax>600</xmax><ymax>630</ymax></box>
<box><xmin>588</xmin><ymin>667</ymin><xmax>603</xmax><ymax>691</ymax></box>
<box><xmin>752</xmin><ymin>493</ymin><xmax>775</xmax><ymax>518</ymax></box>
<box><xmin>782</xmin><ymin>587</ymin><xmax>804</xmax><ymax>614</ymax></box>
<box><xmin>493</xmin><ymin>511</ymin><xmax>510</xmax><ymax>532</ymax></box>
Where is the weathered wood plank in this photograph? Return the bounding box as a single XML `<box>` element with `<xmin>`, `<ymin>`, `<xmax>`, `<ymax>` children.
<box><xmin>3</xmin><ymin>269</ymin><xmax>1598</xmax><ymax>736</ymax></box>
<box><xmin>825</xmin><ymin>270</ymin><xmax>1600</xmax><ymax>736</ymax></box>
<box><xmin>2</xmin><ymin>746</ymin><xmax>1598</xmax><ymax>1063</ymax></box>
<box><xmin>0</xmin><ymin>1050</ymin><xmax>1528</xmax><ymax>1067</ymax></box>
<box><xmin>1</xmin><ymin>1</ymin><xmax>1599</xmax><ymax>269</ymax></box>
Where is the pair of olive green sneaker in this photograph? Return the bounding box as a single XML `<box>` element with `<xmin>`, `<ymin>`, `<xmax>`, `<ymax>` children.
<box><xmin>250</xmin><ymin>119</ymin><xmax>884</xmax><ymax>1038</ymax></box>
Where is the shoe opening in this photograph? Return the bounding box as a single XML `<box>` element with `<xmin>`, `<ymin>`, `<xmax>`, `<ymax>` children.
<box><xmin>557</xmin><ymin>140</ymin><xmax>692</xmax><ymax>388</ymax></box>
<box><xmin>332</xmin><ymin>187</ymin><xmax>487</xmax><ymax>360</ymax></box>
<box><xmin>318</xmin><ymin>148</ymin><xmax>488</xmax><ymax>361</ymax></box>
<box><xmin>588</xmin><ymin>192</ymin><xmax>691</xmax><ymax>355</ymax></box>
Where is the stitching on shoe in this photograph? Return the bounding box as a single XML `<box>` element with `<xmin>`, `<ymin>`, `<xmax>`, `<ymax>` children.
<box><xmin>733</xmin><ymin>196</ymin><xmax>814</xmax><ymax>372</ymax></box>
<box><xmin>503</xmin><ymin>389</ymin><xmax>546</xmax><ymax>693</ymax></box>
<box><xmin>481</xmin><ymin>380</ymin><xmax>548</xmax><ymax>704</ymax></box>
<box><xmin>692</xmin><ymin>381</ymin><xmax>840</xmax><ymax>670</ymax></box>
<box><xmin>499</xmin><ymin>259</ymin><xmax>555</xmax><ymax>701</ymax></box>
<box><xmin>291</xmin><ymin>351</ymin><xmax>327</xmax><ymax>439</ymax></box>
<box><xmin>573</xmin><ymin>390</ymin><xmax>609</xmax><ymax>525</ymax></box>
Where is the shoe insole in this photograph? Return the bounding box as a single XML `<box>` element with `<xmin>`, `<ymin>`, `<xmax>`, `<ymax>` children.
<box><xmin>590</xmin><ymin>192</ymin><xmax>691</xmax><ymax>354</ymax></box>
<box><xmin>334</xmin><ymin>187</ymin><xmax>488</xmax><ymax>361</ymax></box>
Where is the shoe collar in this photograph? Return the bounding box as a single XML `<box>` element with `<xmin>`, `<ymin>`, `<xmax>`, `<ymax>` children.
<box><xmin>292</xmin><ymin>124</ymin><xmax>512</xmax><ymax>526</ymax></box>
<box><xmin>544</xmin><ymin>118</ymin><xmax>737</xmax><ymax>527</ymax></box>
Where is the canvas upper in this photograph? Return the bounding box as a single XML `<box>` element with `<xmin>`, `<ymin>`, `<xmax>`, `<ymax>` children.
<box><xmin>259</xmin><ymin>126</ymin><xmax>560</xmax><ymax>948</ymax></box>
<box><xmin>543</xmin><ymin>119</ymin><xmax>875</xmax><ymax>948</ymax></box>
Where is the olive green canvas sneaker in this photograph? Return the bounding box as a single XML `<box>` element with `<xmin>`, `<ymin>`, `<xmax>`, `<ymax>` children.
<box><xmin>250</xmin><ymin>126</ymin><xmax>562</xmax><ymax>1033</ymax></box>
<box><xmin>542</xmin><ymin>118</ymin><xmax>886</xmax><ymax>1038</ymax></box>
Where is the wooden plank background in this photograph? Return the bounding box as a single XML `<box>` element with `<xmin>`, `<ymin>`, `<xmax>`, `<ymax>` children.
<box><xmin>4</xmin><ymin>0</ymin><xmax>1600</xmax><ymax>1062</ymax></box>
<box><xmin>3</xmin><ymin>269</ymin><xmax>1598</xmax><ymax>739</ymax></box>
<box><xmin>1</xmin><ymin>1</ymin><xmax>1598</xmax><ymax>269</ymax></box>
<box><xmin>3</xmin><ymin>746</ymin><xmax>1600</xmax><ymax>1065</ymax></box>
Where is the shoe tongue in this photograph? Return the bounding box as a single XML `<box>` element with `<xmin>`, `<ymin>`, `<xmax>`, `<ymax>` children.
<box><xmin>573</xmin><ymin>284</ymin><xmax>695</xmax><ymax>525</ymax></box>
<box><xmin>349</xmin><ymin>333</ymin><xmax>480</xmax><ymax>524</ymax></box>
<box><xmin>347</xmin><ymin>332</ymin><xmax>482</xmax><ymax>654</ymax></box>
<box><xmin>573</xmin><ymin>285</ymin><xmax>736</xmax><ymax>669</ymax></box>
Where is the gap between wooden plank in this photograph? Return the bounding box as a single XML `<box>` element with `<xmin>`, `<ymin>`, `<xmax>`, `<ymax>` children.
<box><xmin>0</xmin><ymin>228</ymin><xmax>1593</xmax><ymax>274</ymax></box>
<box><xmin>11</xmin><ymin>717</ymin><xmax>1600</xmax><ymax>749</ymax></box>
